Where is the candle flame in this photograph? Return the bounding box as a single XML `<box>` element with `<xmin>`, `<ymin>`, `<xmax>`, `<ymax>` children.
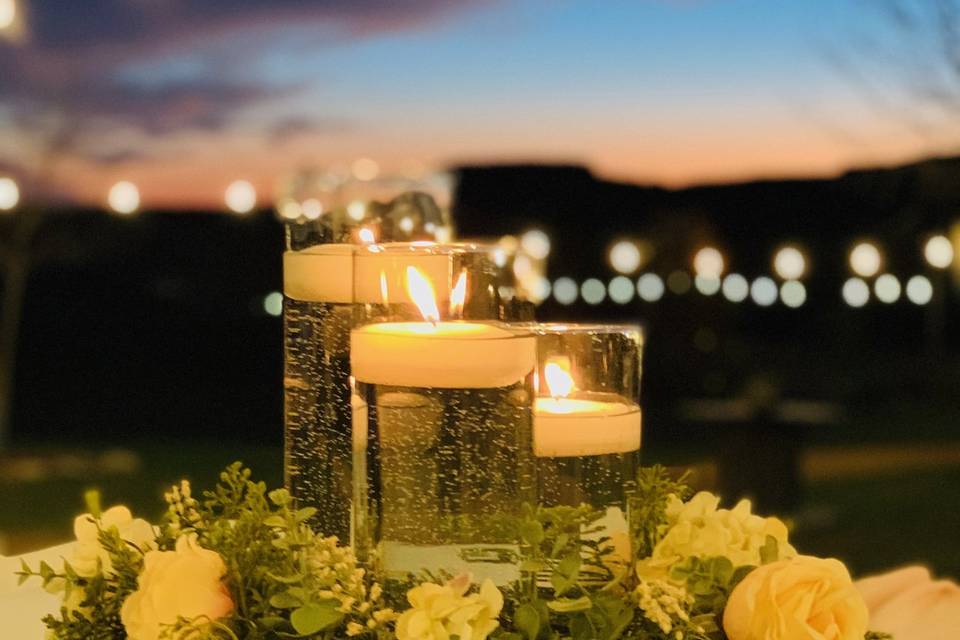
<box><xmin>449</xmin><ymin>270</ymin><xmax>468</xmax><ymax>317</ymax></box>
<box><xmin>544</xmin><ymin>360</ymin><xmax>575</xmax><ymax>399</ymax></box>
<box><xmin>406</xmin><ymin>266</ymin><xmax>440</xmax><ymax>323</ymax></box>
<box><xmin>358</xmin><ymin>227</ymin><xmax>376</xmax><ymax>244</ymax></box>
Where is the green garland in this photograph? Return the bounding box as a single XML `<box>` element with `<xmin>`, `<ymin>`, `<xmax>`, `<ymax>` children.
<box><xmin>17</xmin><ymin>463</ymin><xmax>891</xmax><ymax>640</ymax></box>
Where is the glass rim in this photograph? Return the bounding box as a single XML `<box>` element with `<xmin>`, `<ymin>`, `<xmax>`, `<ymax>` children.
<box><xmin>353</xmin><ymin>320</ymin><xmax>535</xmax><ymax>342</ymax></box>
<box><xmin>515</xmin><ymin>322</ymin><xmax>644</xmax><ymax>338</ymax></box>
<box><xmin>356</xmin><ymin>241</ymin><xmax>496</xmax><ymax>257</ymax></box>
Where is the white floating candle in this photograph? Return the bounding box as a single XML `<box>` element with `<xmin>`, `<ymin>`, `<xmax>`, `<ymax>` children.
<box><xmin>351</xmin><ymin>322</ymin><xmax>536</xmax><ymax>389</ymax></box>
<box><xmin>533</xmin><ymin>361</ymin><xmax>641</xmax><ymax>457</ymax></box>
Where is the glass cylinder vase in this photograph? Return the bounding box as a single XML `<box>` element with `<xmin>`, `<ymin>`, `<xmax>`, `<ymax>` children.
<box><xmin>281</xmin><ymin>172</ymin><xmax>453</xmax><ymax>542</ymax></box>
<box><xmin>351</xmin><ymin>243</ymin><xmax>537</xmax><ymax>584</ymax></box>
<box><xmin>530</xmin><ymin>324</ymin><xmax>643</xmax><ymax>563</ymax></box>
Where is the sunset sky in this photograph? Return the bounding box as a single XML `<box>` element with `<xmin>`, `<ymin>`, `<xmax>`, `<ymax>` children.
<box><xmin>1</xmin><ymin>0</ymin><xmax>958</xmax><ymax>208</ymax></box>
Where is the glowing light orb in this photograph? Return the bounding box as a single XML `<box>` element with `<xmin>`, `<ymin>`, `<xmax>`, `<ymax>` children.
<box><xmin>347</xmin><ymin>200</ymin><xmax>366</xmax><ymax>221</ymax></box>
<box><xmin>581</xmin><ymin>278</ymin><xmax>606</xmax><ymax>305</ymax></box>
<box><xmin>693</xmin><ymin>246</ymin><xmax>724</xmax><ymax>278</ymax></box>
<box><xmin>608</xmin><ymin>276</ymin><xmax>635</xmax><ymax>304</ymax></box>
<box><xmin>773</xmin><ymin>246</ymin><xmax>806</xmax><ymax>280</ymax></box>
<box><xmin>906</xmin><ymin>275</ymin><xmax>933</xmax><ymax>305</ymax></box>
<box><xmin>842</xmin><ymin>278</ymin><xmax>870</xmax><ymax>307</ymax></box>
<box><xmin>224</xmin><ymin>180</ymin><xmax>256</xmax><ymax>214</ymax></box>
<box><xmin>399</xmin><ymin>216</ymin><xmax>415</xmax><ymax>234</ymax></box>
<box><xmin>301</xmin><ymin>198</ymin><xmax>323</xmax><ymax>220</ymax></box>
<box><xmin>721</xmin><ymin>273</ymin><xmax>749</xmax><ymax>303</ymax></box>
<box><xmin>637</xmin><ymin>273</ymin><xmax>664</xmax><ymax>302</ymax></box>
<box><xmin>278</xmin><ymin>199</ymin><xmax>301</xmax><ymax>220</ymax></box>
<box><xmin>924</xmin><ymin>235</ymin><xmax>954</xmax><ymax>269</ymax></box>
<box><xmin>780</xmin><ymin>280</ymin><xmax>806</xmax><ymax>308</ymax></box>
<box><xmin>609</xmin><ymin>240</ymin><xmax>641</xmax><ymax>274</ymax></box>
<box><xmin>694</xmin><ymin>275</ymin><xmax>721</xmax><ymax>296</ymax></box>
<box><xmin>750</xmin><ymin>277</ymin><xmax>778</xmax><ymax>307</ymax></box>
<box><xmin>849</xmin><ymin>242</ymin><xmax>881</xmax><ymax>277</ymax></box>
<box><xmin>874</xmin><ymin>274</ymin><xmax>901</xmax><ymax>303</ymax></box>
<box><xmin>0</xmin><ymin>0</ymin><xmax>15</xmax><ymax>31</ymax></box>
<box><xmin>263</xmin><ymin>291</ymin><xmax>283</xmax><ymax>317</ymax></box>
<box><xmin>553</xmin><ymin>277</ymin><xmax>578</xmax><ymax>305</ymax></box>
<box><xmin>108</xmin><ymin>181</ymin><xmax>140</xmax><ymax>215</ymax></box>
<box><xmin>0</xmin><ymin>176</ymin><xmax>19</xmax><ymax>210</ymax></box>
<box><xmin>521</xmin><ymin>229</ymin><xmax>551</xmax><ymax>260</ymax></box>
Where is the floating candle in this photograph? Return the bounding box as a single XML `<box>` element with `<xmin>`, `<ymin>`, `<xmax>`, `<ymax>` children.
<box><xmin>350</xmin><ymin>266</ymin><xmax>535</xmax><ymax>388</ymax></box>
<box><xmin>533</xmin><ymin>361</ymin><xmax>641</xmax><ymax>457</ymax></box>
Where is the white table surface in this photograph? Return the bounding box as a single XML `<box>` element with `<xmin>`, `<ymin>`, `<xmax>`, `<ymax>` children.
<box><xmin>0</xmin><ymin>543</ymin><xmax>73</xmax><ymax>639</ymax></box>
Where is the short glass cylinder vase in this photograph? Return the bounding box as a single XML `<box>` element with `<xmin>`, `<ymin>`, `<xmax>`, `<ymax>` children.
<box><xmin>530</xmin><ymin>323</ymin><xmax>643</xmax><ymax>569</ymax></box>
<box><xmin>281</xmin><ymin>174</ymin><xmax>453</xmax><ymax>543</ymax></box>
<box><xmin>351</xmin><ymin>243</ymin><xmax>537</xmax><ymax>585</ymax></box>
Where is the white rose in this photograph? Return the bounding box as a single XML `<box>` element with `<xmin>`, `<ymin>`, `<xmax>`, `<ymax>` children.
<box><xmin>71</xmin><ymin>505</ymin><xmax>157</xmax><ymax>577</ymax></box>
<box><xmin>856</xmin><ymin>566</ymin><xmax>960</xmax><ymax>640</ymax></box>
<box><xmin>724</xmin><ymin>555</ymin><xmax>868</xmax><ymax>640</ymax></box>
<box><xmin>120</xmin><ymin>534</ymin><xmax>234</xmax><ymax>640</ymax></box>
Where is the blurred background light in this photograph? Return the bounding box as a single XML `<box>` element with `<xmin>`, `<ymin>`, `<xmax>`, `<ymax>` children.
<box><xmin>552</xmin><ymin>277</ymin><xmax>578</xmax><ymax>305</ymax></box>
<box><xmin>773</xmin><ymin>246</ymin><xmax>807</xmax><ymax>280</ymax></box>
<box><xmin>874</xmin><ymin>274</ymin><xmax>901</xmax><ymax>304</ymax></box>
<box><xmin>491</xmin><ymin>247</ymin><xmax>508</xmax><ymax>268</ymax></box>
<box><xmin>750</xmin><ymin>276</ymin><xmax>778</xmax><ymax>306</ymax></box>
<box><xmin>924</xmin><ymin>235</ymin><xmax>954</xmax><ymax>269</ymax></box>
<box><xmin>721</xmin><ymin>273</ymin><xmax>749</xmax><ymax>303</ymax></box>
<box><xmin>843</xmin><ymin>278</ymin><xmax>870</xmax><ymax>307</ymax></box>
<box><xmin>399</xmin><ymin>216</ymin><xmax>414</xmax><ymax>234</ymax></box>
<box><xmin>108</xmin><ymin>181</ymin><xmax>140</xmax><ymax>215</ymax></box>
<box><xmin>347</xmin><ymin>200</ymin><xmax>366</xmax><ymax>221</ymax></box>
<box><xmin>263</xmin><ymin>292</ymin><xmax>283</xmax><ymax>317</ymax></box>
<box><xmin>278</xmin><ymin>199</ymin><xmax>302</xmax><ymax>220</ymax></box>
<box><xmin>301</xmin><ymin>198</ymin><xmax>322</xmax><ymax>220</ymax></box>
<box><xmin>609</xmin><ymin>240</ymin><xmax>642</xmax><ymax>274</ymax></box>
<box><xmin>224</xmin><ymin>180</ymin><xmax>257</xmax><ymax>215</ymax></box>
<box><xmin>637</xmin><ymin>273</ymin><xmax>664</xmax><ymax>302</ymax></box>
<box><xmin>694</xmin><ymin>275</ymin><xmax>721</xmax><ymax>296</ymax></box>
<box><xmin>512</xmin><ymin>254</ymin><xmax>533</xmax><ymax>279</ymax></box>
<box><xmin>906</xmin><ymin>275</ymin><xmax>934</xmax><ymax>305</ymax></box>
<box><xmin>608</xmin><ymin>276</ymin><xmax>635</xmax><ymax>304</ymax></box>
<box><xmin>581</xmin><ymin>278</ymin><xmax>606</xmax><ymax>305</ymax></box>
<box><xmin>693</xmin><ymin>246</ymin><xmax>725</xmax><ymax>278</ymax></box>
<box><xmin>351</xmin><ymin>158</ymin><xmax>380</xmax><ymax>181</ymax></box>
<box><xmin>780</xmin><ymin>280</ymin><xmax>806</xmax><ymax>308</ymax></box>
<box><xmin>499</xmin><ymin>235</ymin><xmax>520</xmax><ymax>253</ymax></box>
<box><xmin>524</xmin><ymin>275</ymin><xmax>551</xmax><ymax>304</ymax></box>
<box><xmin>666</xmin><ymin>270</ymin><xmax>691</xmax><ymax>295</ymax></box>
<box><xmin>521</xmin><ymin>229</ymin><xmax>551</xmax><ymax>260</ymax></box>
<box><xmin>0</xmin><ymin>0</ymin><xmax>15</xmax><ymax>31</ymax></box>
<box><xmin>849</xmin><ymin>242</ymin><xmax>882</xmax><ymax>277</ymax></box>
<box><xmin>0</xmin><ymin>176</ymin><xmax>19</xmax><ymax>210</ymax></box>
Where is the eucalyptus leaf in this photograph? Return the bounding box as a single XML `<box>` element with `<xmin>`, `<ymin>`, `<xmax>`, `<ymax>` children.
<box><xmin>290</xmin><ymin>602</ymin><xmax>343</xmax><ymax>635</ymax></box>
<box><xmin>515</xmin><ymin>603</ymin><xmax>541</xmax><ymax>639</ymax></box>
<box><xmin>546</xmin><ymin>596</ymin><xmax>592</xmax><ymax>613</ymax></box>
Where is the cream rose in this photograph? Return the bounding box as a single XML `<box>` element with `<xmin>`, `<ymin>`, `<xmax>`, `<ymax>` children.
<box><xmin>640</xmin><ymin>492</ymin><xmax>795</xmax><ymax>576</ymax></box>
<box><xmin>71</xmin><ymin>505</ymin><xmax>157</xmax><ymax>578</ymax></box>
<box><xmin>396</xmin><ymin>574</ymin><xmax>503</xmax><ymax>640</ymax></box>
<box><xmin>120</xmin><ymin>534</ymin><xmax>234</xmax><ymax>640</ymax></box>
<box><xmin>856</xmin><ymin>566</ymin><xmax>960</xmax><ymax>640</ymax></box>
<box><xmin>723</xmin><ymin>555</ymin><xmax>868</xmax><ymax>640</ymax></box>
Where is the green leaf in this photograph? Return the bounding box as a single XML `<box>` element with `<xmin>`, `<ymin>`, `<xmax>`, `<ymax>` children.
<box><xmin>515</xmin><ymin>603</ymin><xmax>541</xmax><ymax>640</ymax></box>
<box><xmin>551</xmin><ymin>533</ymin><xmax>570</xmax><ymax>558</ymax></box>
<box><xmin>290</xmin><ymin>602</ymin><xmax>343</xmax><ymax>635</ymax></box>
<box><xmin>295</xmin><ymin>507</ymin><xmax>317</xmax><ymax>523</ymax></box>
<box><xmin>760</xmin><ymin>535</ymin><xmax>780</xmax><ymax>565</ymax></box>
<box><xmin>550</xmin><ymin>552</ymin><xmax>581</xmax><ymax>596</ymax></box>
<box><xmin>263</xmin><ymin>515</ymin><xmax>287</xmax><ymax>528</ymax></box>
<box><xmin>546</xmin><ymin>596</ymin><xmax>592</xmax><ymax>613</ymax></box>
<box><xmin>520</xmin><ymin>520</ymin><xmax>545</xmax><ymax>546</ymax></box>
<box><xmin>269</xmin><ymin>591</ymin><xmax>304</xmax><ymax>609</ymax></box>
<box><xmin>268</xmin><ymin>488</ymin><xmax>291</xmax><ymax>506</ymax></box>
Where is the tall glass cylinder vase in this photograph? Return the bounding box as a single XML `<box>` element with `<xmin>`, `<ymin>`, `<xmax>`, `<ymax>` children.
<box><xmin>282</xmin><ymin>172</ymin><xmax>453</xmax><ymax>542</ymax></box>
<box><xmin>530</xmin><ymin>324</ymin><xmax>643</xmax><ymax>575</ymax></box>
<box><xmin>351</xmin><ymin>243</ymin><xmax>536</xmax><ymax>584</ymax></box>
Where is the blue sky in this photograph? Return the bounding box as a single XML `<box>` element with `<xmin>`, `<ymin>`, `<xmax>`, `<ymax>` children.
<box><xmin>0</xmin><ymin>0</ymin><xmax>954</xmax><ymax>206</ymax></box>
